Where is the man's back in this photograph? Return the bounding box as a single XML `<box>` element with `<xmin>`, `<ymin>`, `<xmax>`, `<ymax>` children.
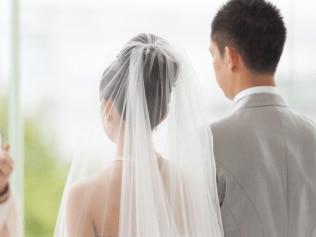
<box><xmin>211</xmin><ymin>93</ymin><xmax>316</xmax><ymax>237</ymax></box>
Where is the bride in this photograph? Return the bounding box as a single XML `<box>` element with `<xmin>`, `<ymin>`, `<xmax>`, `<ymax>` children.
<box><xmin>54</xmin><ymin>33</ymin><xmax>223</xmax><ymax>237</ymax></box>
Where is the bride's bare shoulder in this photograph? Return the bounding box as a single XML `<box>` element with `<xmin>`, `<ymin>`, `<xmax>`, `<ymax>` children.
<box><xmin>67</xmin><ymin>162</ymin><xmax>122</xmax><ymax>203</ymax></box>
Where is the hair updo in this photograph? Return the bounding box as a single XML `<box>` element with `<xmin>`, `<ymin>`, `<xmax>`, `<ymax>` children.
<box><xmin>99</xmin><ymin>33</ymin><xmax>179</xmax><ymax>130</ymax></box>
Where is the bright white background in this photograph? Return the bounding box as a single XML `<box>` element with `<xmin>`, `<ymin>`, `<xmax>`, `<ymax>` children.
<box><xmin>1</xmin><ymin>0</ymin><xmax>315</xmax><ymax>159</ymax></box>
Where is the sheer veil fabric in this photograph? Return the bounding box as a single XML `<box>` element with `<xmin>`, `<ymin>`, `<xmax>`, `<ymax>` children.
<box><xmin>54</xmin><ymin>33</ymin><xmax>223</xmax><ymax>237</ymax></box>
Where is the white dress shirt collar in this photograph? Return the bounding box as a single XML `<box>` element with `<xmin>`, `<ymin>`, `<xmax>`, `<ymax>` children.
<box><xmin>233</xmin><ymin>86</ymin><xmax>280</xmax><ymax>103</ymax></box>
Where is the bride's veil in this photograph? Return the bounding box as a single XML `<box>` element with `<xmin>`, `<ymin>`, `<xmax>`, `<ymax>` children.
<box><xmin>54</xmin><ymin>33</ymin><xmax>223</xmax><ymax>237</ymax></box>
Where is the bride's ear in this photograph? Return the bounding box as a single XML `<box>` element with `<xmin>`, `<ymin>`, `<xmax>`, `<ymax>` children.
<box><xmin>158</xmin><ymin>111</ymin><xmax>168</xmax><ymax>125</ymax></box>
<box><xmin>101</xmin><ymin>98</ymin><xmax>113</xmax><ymax>118</ymax></box>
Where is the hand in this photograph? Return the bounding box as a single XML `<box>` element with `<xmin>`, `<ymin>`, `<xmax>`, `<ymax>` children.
<box><xmin>0</xmin><ymin>143</ymin><xmax>14</xmax><ymax>194</ymax></box>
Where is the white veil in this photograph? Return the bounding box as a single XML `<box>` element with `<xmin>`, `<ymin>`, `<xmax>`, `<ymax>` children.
<box><xmin>54</xmin><ymin>33</ymin><xmax>223</xmax><ymax>237</ymax></box>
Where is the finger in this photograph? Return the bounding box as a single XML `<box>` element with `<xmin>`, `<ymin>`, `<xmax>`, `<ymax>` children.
<box><xmin>0</xmin><ymin>157</ymin><xmax>13</xmax><ymax>171</ymax></box>
<box><xmin>0</xmin><ymin>162</ymin><xmax>13</xmax><ymax>177</ymax></box>
<box><xmin>0</xmin><ymin>151</ymin><xmax>12</xmax><ymax>161</ymax></box>
<box><xmin>0</xmin><ymin>143</ymin><xmax>10</xmax><ymax>158</ymax></box>
<box><xmin>0</xmin><ymin>156</ymin><xmax>14</xmax><ymax>167</ymax></box>
<box><xmin>0</xmin><ymin>155</ymin><xmax>14</xmax><ymax>169</ymax></box>
<box><xmin>2</xmin><ymin>143</ymin><xmax>10</xmax><ymax>152</ymax></box>
<box><xmin>5</xmin><ymin>157</ymin><xmax>14</xmax><ymax>168</ymax></box>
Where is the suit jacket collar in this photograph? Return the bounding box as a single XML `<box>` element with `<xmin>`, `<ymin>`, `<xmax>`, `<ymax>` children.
<box><xmin>232</xmin><ymin>93</ymin><xmax>289</xmax><ymax>111</ymax></box>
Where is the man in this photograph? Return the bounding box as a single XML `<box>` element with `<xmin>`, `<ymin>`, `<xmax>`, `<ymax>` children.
<box><xmin>0</xmin><ymin>142</ymin><xmax>22</xmax><ymax>237</ymax></box>
<box><xmin>209</xmin><ymin>0</ymin><xmax>316</xmax><ymax>236</ymax></box>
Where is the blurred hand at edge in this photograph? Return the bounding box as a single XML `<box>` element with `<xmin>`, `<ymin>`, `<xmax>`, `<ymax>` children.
<box><xmin>0</xmin><ymin>144</ymin><xmax>14</xmax><ymax>194</ymax></box>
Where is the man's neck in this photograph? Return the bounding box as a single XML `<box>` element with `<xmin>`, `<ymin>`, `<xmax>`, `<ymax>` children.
<box><xmin>230</xmin><ymin>73</ymin><xmax>276</xmax><ymax>100</ymax></box>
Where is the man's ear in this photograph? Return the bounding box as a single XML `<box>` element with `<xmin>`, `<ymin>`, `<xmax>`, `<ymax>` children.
<box><xmin>224</xmin><ymin>46</ymin><xmax>239</xmax><ymax>71</ymax></box>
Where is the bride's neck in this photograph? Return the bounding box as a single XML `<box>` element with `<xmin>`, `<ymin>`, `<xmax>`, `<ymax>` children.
<box><xmin>116</xmin><ymin>132</ymin><xmax>156</xmax><ymax>157</ymax></box>
<box><xmin>116</xmin><ymin>134</ymin><xmax>125</xmax><ymax>156</ymax></box>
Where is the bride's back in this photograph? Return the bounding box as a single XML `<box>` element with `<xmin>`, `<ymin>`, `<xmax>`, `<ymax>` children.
<box><xmin>71</xmin><ymin>158</ymin><xmax>169</xmax><ymax>237</ymax></box>
<box><xmin>66</xmin><ymin>161</ymin><xmax>122</xmax><ymax>237</ymax></box>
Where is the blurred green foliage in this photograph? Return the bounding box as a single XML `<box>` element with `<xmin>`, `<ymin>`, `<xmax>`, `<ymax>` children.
<box><xmin>0</xmin><ymin>97</ymin><xmax>69</xmax><ymax>237</ymax></box>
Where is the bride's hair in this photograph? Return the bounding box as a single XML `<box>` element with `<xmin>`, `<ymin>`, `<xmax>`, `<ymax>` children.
<box><xmin>99</xmin><ymin>33</ymin><xmax>179</xmax><ymax>129</ymax></box>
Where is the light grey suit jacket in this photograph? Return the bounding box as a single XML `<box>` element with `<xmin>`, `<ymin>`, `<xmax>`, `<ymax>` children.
<box><xmin>211</xmin><ymin>93</ymin><xmax>316</xmax><ymax>237</ymax></box>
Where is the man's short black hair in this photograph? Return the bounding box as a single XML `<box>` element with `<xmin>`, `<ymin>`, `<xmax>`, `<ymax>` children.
<box><xmin>211</xmin><ymin>0</ymin><xmax>286</xmax><ymax>75</ymax></box>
